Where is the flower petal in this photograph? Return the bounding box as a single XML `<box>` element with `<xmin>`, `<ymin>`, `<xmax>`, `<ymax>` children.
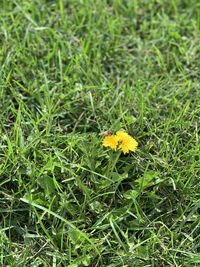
<box><xmin>102</xmin><ymin>135</ymin><xmax>119</xmax><ymax>150</ymax></box>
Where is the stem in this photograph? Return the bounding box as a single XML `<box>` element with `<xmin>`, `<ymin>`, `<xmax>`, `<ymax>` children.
<box><xmin>107</xmin><ymin>151</ymin><xmax>121</xmax><ymax>179</ymax></box>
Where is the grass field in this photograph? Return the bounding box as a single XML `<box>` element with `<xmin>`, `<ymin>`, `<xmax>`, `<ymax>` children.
<box><xmin>0</xmin><ymin>0</ymin><xmax>200</xmax><ymax>266</ymax></box>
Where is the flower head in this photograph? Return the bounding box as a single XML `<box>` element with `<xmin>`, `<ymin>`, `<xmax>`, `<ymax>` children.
<box><xmin>102</xmin><ymin>130</ymin><xmax>138</xmax><ymax>154</ymax></box>
<box><xmin>102</xmin><ymin>135</ymin><xmax>119</xmax><ymax>150</ymax></box>
<box><xmin>116</xmin><ymin>130</ymin><xmax>138</xmax><ymax>154</ymax></box>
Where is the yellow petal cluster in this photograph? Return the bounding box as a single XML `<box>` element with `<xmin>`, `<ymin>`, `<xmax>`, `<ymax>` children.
<box><xmin>102</xmin><ymin>130</ymin><xmax>138</xmax><ymax>154</ymax></box>
<box><xmin>116</xmin><ymin>131</ymin><xmax>138</xmax><ymax>154</ymax></box>
<box><xmin>102</xmin><ymin>135</ymin><xmax>119</xmax><ymax>150</ymax></box>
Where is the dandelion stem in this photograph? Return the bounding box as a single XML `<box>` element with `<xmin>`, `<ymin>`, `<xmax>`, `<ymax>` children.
<box><xmin>107</xmin><ymin>151</ymin><xmax>121</xmax><ymax>179</ymax></box>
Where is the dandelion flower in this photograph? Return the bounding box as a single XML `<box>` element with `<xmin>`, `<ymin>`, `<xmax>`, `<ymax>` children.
<box><xmin>102</xmin><ymin>135</ymin><xmax>119</xmax><ymax>150</ymax></box>
<box><xmin>116</xmin><ymin>130</ymin><xmax>138</xmax><ymax>154</ymax></box>
<box><xmin>102</xmin><ymin>130</ymin><xmax>138</xmax><ymax>154</ymax></box>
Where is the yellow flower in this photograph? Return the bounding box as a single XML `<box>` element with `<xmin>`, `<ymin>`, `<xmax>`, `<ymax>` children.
<box><xmin>102</xmin><ymin>130</ymin><xmax>138</xmax><ymax>154</ymax></box>
<box><xmin>116</xmin><ymin>130</ymin><xmax>138</xmax><ymax>154</ymax></box>
<box><xmin>102</xmin><ymin>135</ymin><xmax>119</xmax><ymax>150</ymax></box>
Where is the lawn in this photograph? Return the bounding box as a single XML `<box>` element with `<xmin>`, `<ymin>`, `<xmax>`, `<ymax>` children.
<box><xmin>0</xmin><ymin>0</ymin><xmax>200</xmax><ymax>266</ymax></box>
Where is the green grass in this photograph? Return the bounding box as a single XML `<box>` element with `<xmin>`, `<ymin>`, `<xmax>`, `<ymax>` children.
<box><xmin>0</xmin><ymin>0</ymin><xmax>200</xmax><ymax>266</ymax></box>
